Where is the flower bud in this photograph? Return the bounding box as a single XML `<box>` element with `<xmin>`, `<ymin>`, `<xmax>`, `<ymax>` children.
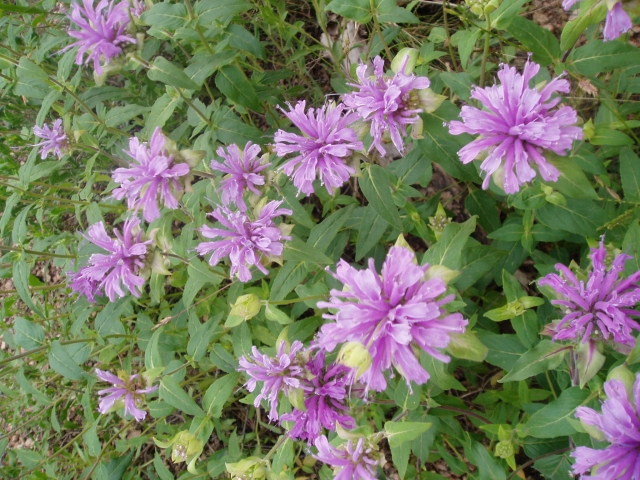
<box><xmin>226</xmin><ymin>457</ymin><xmax>267</xmax><ymax>479</ymax></box>
<box><xmin>337</xmin><ymin>341</ymin><xmax>372</xmax><ymax>380</ymax></box>
<box><xmin>607</xmin><ymin>364</ymin><xmax>636</xmax><ymax>400</ymax></box>
<box><xmin>576</xmin><ymin>340</ymin><xmax>606</xmax><ymax>388</ymax></box>
<box><xmin>428</xmin><ymin>204</ymin><xmax>451</xmax><ymax>240</ymax></box>
<box><xmin>545</xmin><ymin>191</ymin><xmax>567</xmax><ymax>206</ymax></box>
<box><xmin>391</xmin><ymin>47</ymin><xmax>419</xmax><ymax>75</ymax></box>
<box><xmin>150</xmin><ymin>250</ymin><xmax>171</xmax><ymax>275</ymax></box>
<box><xmin>583</xmin><ymin>118</ymin><xmax>595</xmax><ymax>141</ymax></box>
<box><xmin>154</xmin><ymin>431</ymin><xmax>204</xmax><ymax>474</ymax></box>
<box><xmin>230</xmin><ymin>294</ymin><xmax>262</xmax><ymax>322</ymax></box>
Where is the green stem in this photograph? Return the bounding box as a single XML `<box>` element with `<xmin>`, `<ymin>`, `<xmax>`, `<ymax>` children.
<box><xmin>0</xmin><ymin>282</ymin><xmax>66</xmax><ymax>295</ymax></box>
<box><xmin>479</xmin><ymin>12</ymin><xmax>492</xmax><ymax>88</ymax></box>
<box><xmin>0</xmin><ymin>245</ymin><xmax>76</xmax><ymax>259</ymax></box>
<box><xmin>185</xmin><ymin>0</ymin><xmax>214</xmax><ymax>54</ymax></box>
<box><xmin>266</xmin><ymin>294</ymin><xmax>326</xmax><ymax>306</ymax></box>
<box><xmin>442</xmin><ymin>0</ymin><xmax>459</xmax><ymax>71</ymax></box>
<box><xmin>371</xmin><ymin>0</ymin><xmax>393</xmax><ymax>60</ymax></box>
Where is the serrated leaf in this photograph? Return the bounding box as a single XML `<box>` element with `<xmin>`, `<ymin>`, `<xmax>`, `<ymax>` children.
<box><xmin>160</xmin><ymin>377</ymin><xmax>205</xmax><ymax>417</ymax></box>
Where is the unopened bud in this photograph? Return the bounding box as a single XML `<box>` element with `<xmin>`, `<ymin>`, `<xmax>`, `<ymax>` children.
<box><xmin>226</xmin><ymin>457</ymin><xmax>267</xmax><ymax>479</ymax></box>
<box><xmin>391</xmin><ymin>47</ymin><xmax>419</xmax><ymax>75</ymax></box>
<box><xmin>337</xmin><ymin>341</ymin><xmax>372</xmax><ymax>379</ymax></box>
<box><xmin>230</xmin><ymin>294</ymin><xmax>261</xmax><ymax>321</ymax></box>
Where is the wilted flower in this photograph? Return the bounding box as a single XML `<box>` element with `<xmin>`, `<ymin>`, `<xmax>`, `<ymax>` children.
<box><xmin>316</xmin><ymin>246</ymin><xmax>468</xmax><ymax>392</ymax></box>
<box><xmin>274</xmin><ymin>101</ymin><xmax>363</xmax><ymax>195</ymax></box>
<box><xmin>196</xmin><ymin>200</ymin><xmax>292</xmax><ymax>282</ymax></box>
<box><xmin>209</xmin><ymin>142</ymin><xmax>270</xmax><ymax>209</ymax></box>
<box><xmin>62</xmin><ymin>0</ymin><xmax>136</xmax><ymax>75</ymax></box>
<box><xmin>112</xmin><ymin>127</ymin><xmax>190</xmax><ymax>223</ymax></box>
<box><xmin>67</xmin><ymin>216</ymin><xmax>151</xmax><ymax>301</ymax></box>
<box><xmin>573</xmin><ymin>374</ymin><xmax>640</xmax><ymax>478</ymax></box>
<box><xmin>33</xmin><ymin>119</ymin><xmax>68</xmax><ymax>160</ymax></box>
<box><xmin>563</xmin><ymin>0</ymin><xmax>632</xmax><ymax>41</ymax></box>
<box><xmin>280</xmin><ymin>351</ymin><xmax>355</xmax><ymax>443</ymax></box>
<box><xmin>314</xmin><ymin>435</ymin><xmax>386</xmax><ymax>480</ymax></box>
<box><xmin>448</xmin><ymin>59</ymin><xmax>583</xmax><ymax>193</ymax></box>
<box><xmin>342</xmin><ymin>56</ymin><xmax>432</xmax><ymax>155</ymax></box>
<box><xmin>95</xmin><ymin>368</ymin><xmax>157</xmax><ymax>421</ymax></box>
<box><xmin>238</xmin><ymin>340</ymin><xmax>307</xmax><ymax>421</ymax></box>
<box><xmin>538</xmin><ymin>239</ymin><xmax>640</xmax><ymax>347</ymax></box>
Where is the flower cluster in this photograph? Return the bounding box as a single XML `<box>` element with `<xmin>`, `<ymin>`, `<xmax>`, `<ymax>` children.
<box><xmin>274</xmin><ymin>101</ymin><xmax>363</xmax><ymax>195</ymax></box>
<box><xmin>564</xmin><ymin>0</ymin><xmax>632</xmax><ymax>41</ymax></box>
<box><xmin>317</xmin><ymin>246</ymin><xmax>468</xmax><ymax>392</ymax></box>
<box><xmin>62</xmin><ymin>0</ymin><xmax>136</xmax><ymax>75</ymax></box>
<box><xmin>209</xmin><ymin>142</ymin><xmax>270</xmax><ymax>208</ymax></box>
<box><xmin>573</xmin><ymin>374</ymin><xmax>640</xmax><ymax>478</ymax></box>
<box><xmin>95</xmin><ymin>368</ymin><xmax>157</xmax><ymax>421</ymax></box>
<box><xmin>314</xmin><ymin>435</ymin><xmax>386</xmax><ymax>480</ymax></box>
<box><xmin>33</xmin><ymin>119</ymin><xmax>68</xmax><ymax>160</ymax></box>
<box><xmin>238</xmin><ymin>342</ymin><xmax>355</xmax><ymax>443</ymax></box>
<box><xmin>539</xmin><ymin>239</ymin><xmax>640</xmax><ymax>347</ymax></box>
<box><xmin>68</xmin><ymin>217</ymin><xmax>151</xmax><ymax>302</ymax></box>
<box><xmin>342</xmin><ymin>55</ymin><xmax>431</xmax><ymax>155</ymax></box>
<box><xmin>112</xmin><ymin>127</ymin><xmax>190</xmax><ymax>223</ymax></box>
<box><xmin>196</xmin><ymin>200</ymin><xmax>292</xmax><ymax>282</ymax></box>
<box><xmin>448</xmin><ymin>59</ymin><xmax>583</xmax><ymax>193</ymax></box>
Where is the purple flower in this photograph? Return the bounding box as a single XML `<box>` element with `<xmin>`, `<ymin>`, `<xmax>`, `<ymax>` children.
<box><xmin>238</xmin><ymin>341</ymin><xmax>307</xmax><ymax>421</ymax></box>
<box><xmin>62</xmin><ymin>0</ymin><xmax>136</xmax><ymax>75</ymax></box>
<box><xmin>33</xmin><ymin>119</ymin><xmax>68</xmax><ymax>160</ymax></box>
<box><xmin>95</xmin><ymin>368</ymin><xmax>158</xmax><ymax>421</ymax></box>
<box><xmin>67</xmin><ymin>216</ymin><xmax>151</xmax><ymax>302</ymax></box>
<box><xmin>196</xmin><ymin>200</ymin><xmax>292</xmax><ymax>282</ymax></box>
<box><xmin>130</xmin><ymin>0</ymin><xmax>146</xmax><ymax>17</ymax></box>
<box><xmin>273</xmin><ymin>101</ymin><xmax>363</xmax><ymax>196</ymax></box>
<box><xmin>314</xmin><ymin>436</ymin><xmax>385</xmax><ymax>480</ymax></box>
<box><xmin>209</xmin><ymin>142</ymin><xmax>270</xmax><ymax>209</ymax></box>
<box><xmin>316</xmin><ymin>246</ymin><xmax>468</xmax><ymax>392</ymax></box>
<box><xmin>112</xmin><ymin>127</ymin><xmax>190</xmax><ymax>223</ymax></box>
<box><xmin>448</xmin><ymin>59</ymin><xmax>583</xmax><ymax>193</ymax></box>
<box><xmin>572</xmin><ymin>375</ymin><xmax>640</xmax><ymax>478</ymax></box>
<box><xmin>280</xmin><ymin>351</ymin><xmax>355</xmax><ymax>442</ymax></box>
<box><xmin>604</xmin><ymin>2</ymin><xmax>633</xmax><ymax>41</ymax></box>
<box><xmin>342</xmin><ymin>56</ymin><xmax>431</xmax><ymax>155</ymax></box>
<box><xmin>538</xmin><ymin>240</ymin><xmax>640</xmax><ymax>347</ymax></box>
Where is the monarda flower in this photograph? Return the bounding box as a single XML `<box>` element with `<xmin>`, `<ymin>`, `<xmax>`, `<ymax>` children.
<box><xmin>316</xmin><ymin>246</ymin><xmax>468</xmax><ymax>392</ymax></box>
<box><xmin>448</xmin><ymin>59</ymin><xmax>583</xmax><ymax>194</ymax></box>
<box><xmin>95</xmin><ymin>368</ymin><xmax>158</xmax><ymax>421</ymax></box>
<box><xmin>238</xmin><ymin>341</ymin><xmax>307</xmax><ymax>421</ymax></box>
<box><xmin>314</xmin><ymin>435</ymin><xmax>386</xmax><ymax>480</ymax></box>
<box><xmin>342</xmin><ymin>55</ymin><xmax>432</xmax><ymax>155</ymax></box>
<box><xmin>573</xmin><ymin>374</ymin><xmax>640</xmax><ymax>478</ymax></box>
<box><xmin>209</xmin><ymin>142</ymin><xmax>270</xmax><ymax>209</ymax></box>
<box><xmin>280</xmin><ymin>351</ymin><xmax>355</xmax><ymax>443</ymax></box>
<box><xmin>67</xmin><ymin>216</ymin><xmax>151</xmax><ymax>302</ymax></box>
<box><xmin>62</xmin><ymin>0</ymin><xmax>136</xmax><ymax>75</ymax></box>
<box><xmin>112</xmin><ymin>127</ymin><xmax>190</xmax><ymax>223</ymax></box>
<box><xmin>273</xmin><ymin>101</ymin><xmax>363</xmax><ymax>196</ymax></box>
<box><xmin>33</xmin><ymin>119</ymin><xmax>69</xmax><ymax>160</ymax></box>
<box><xmin>564</xmin><ymin>0</ymin><xmax>632</xmax><ymax>41</ymax></box>
<box><xmin>538</xmin><ymin>239</ymin><xmax>640</xmax><ymax>347</ymax></box>
<box><xmin>196</xmin><ymin>200</ymin><xmax>292</xmax><ymax>282</ymax></box>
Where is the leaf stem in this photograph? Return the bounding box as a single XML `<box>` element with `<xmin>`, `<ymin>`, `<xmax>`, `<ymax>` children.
<box><xmin>479</xmin><ymin>12</ymin><xmax>492</xmax><ymax>88</ymax></box>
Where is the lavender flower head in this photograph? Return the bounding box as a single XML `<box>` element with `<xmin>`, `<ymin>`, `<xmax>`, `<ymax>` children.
<box><xmin>314</xmin><ymin>435</ymin><xmax>386</xmax><ymax>480</ymax></box>
<box><xmin>273</xmin><ymin>101</ymin><xmax>363</xmax><ymax>196</ymax></box>
<box><xmin>62</xmin><ymin>0</ymin><xmax>136</xmax><ymax>75</ymax></box>
<box><xmin>342</xmin><ymin>56</ymin><xmax>431</xmax><ymax>155</ymax></box>
<box><xmin>572</xmin><ymin>375</ymin><xmax>640</xmax><ymax>478</ymax></box>
<box><xmin>316</xmin><ymin>246</ymin><xmax>468</xmax><ymax>392</ymax></box>
<box><xmin>209</xmin><ymin>142</ymin><xmax>270</xmax><ymax>209</ymax></box>
<box><xmin>538</xmin><ymin>240</ymin><xmax>640</xmax><ymax>347</ymax></box>
<box><xmin>67</xmin><ymin>216</ymin><xmax>151</xmax><ymax>302</ymax></box>
<box><xmin>95</xmin><ymin>368</ymin><xmax>158</xmax><ymax>421</ymax></box>
<box><xmin>563</xmin><ymin>0</ymin><xmax>632</xmax><ymax>41</ymax></box>
<box><xmin>33</xmin><ymin>119</ymin><xmax>68</xmax><ymax>160</ymax></box>
<box><xmin>448</xmin><ymin>59</ymin><xmax>583</xmax><ymax>193</ymax></box>
<box><xmin>280</xmin><ymin>351</ymin><xmax>355</xmax><ymax>443</ymax></box>
<box><xmin>196</xmin><ymin>200</ymin><xmax>292</xmax><ymax>282</ymax></box>
<box><xmin>238</xmin><ymin>341</ymin><xmax>306</xmax><ymax>421</ymax></box>
<box><xmin>112</xmin><ymin>127</ymin><xmax>190</xmax><ymax>223</ymax></box>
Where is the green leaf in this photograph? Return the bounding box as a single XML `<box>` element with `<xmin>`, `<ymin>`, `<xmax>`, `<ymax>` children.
<box><xmin>360</xmin><ymin>165</ymin><xmax>402</xmax><ymax>231</ymax></box>
<box><xmin>269</xmin><ymin>261</ymin><xmax>307</xmax><ymax>301</ymax></box>
<box><xmin>226</xmin><ymin>24</ymin><xmax>265</xmax><ymax>59</ymax></box>
<box><xmin>145</xmin><ymin>327</ymin><xmax>165</xmax><ymax>371</ymax></box>
<box><xmin>547</xmin><ymin>157</ymin><xmax>599</xmax><ymax>200</ymax></box>
<box><xmin>215</xmin><ymin>65</ymin><xmax>263</xmax><ymax>112</ymax></box>
<box><xmin>536</xmin><ymin>198</ymin><xmax>608</xmax><ymax>237</ymax></box>
<box><xmin>356</xmin><ymin>206</ymin><xmax>389</xmax><ymax>261</ymax></box>
<box><xmin>465</xmin><ymin>188</ymin><xmax>501</xmax><ymax>233</ymax></box>
<box><xmin>203</xmin><ymin>373</ymin><xmax>240</xmax><ymax>417</ymax></box>
<box><xmin>620</xmin><ymin>147</ymin><xmax>640</xmax><ymax>203</ymax></box>
<box><xmin>326</xmin><ymin>0</ymin><xmax>371</xmax><ymax>23</ymax></box>
<box><xmin>194</xmin><ymin>0</ymin><xmax>251</xmax><ymax>26</ymax></box>
<box><xmin>463</xmin><ymin>437</ymin><xmax>507</xmax><ymax>480</ymax></box>
<box><xmin>94</xmin><ymin>298</ymin><xmax>129</xmax><ymax>340</ymax></box>
<box><xmin>478</xmin><ymin>333</ymin><xmax>527</xmax><ymax>370</ymax></box>
<box><xmin>13</xmin><ymin>317</ymin><xmax>45</xmax><ymax>351</ymax></box>
<box><xmin>422</xmin><ymin>216</ymin><xmax>476</xmax><ymax>270</ymax></box>
<box><xmin>284</xmin><ymin>235</ymin><xmax>334</xmax><ymax>265</ymax></box>
<box><xmin>104</xmin><ymin>105</ymin><xmax>150</xmax><ymax>128</ymax></box>
<box><xmin>148</xmin><ymin>57</ymin><xmax>199</xmax><ymax>90</ymax></box>
<box><xmin>455</xmin><ymin>245</ymin><xmax>506</xmax><ymax>291</ymax></box>
<box><xmin>214</xmin><ymin>108</ymin><xmax>264</xmax><ymax>145</ymax></box>
<box><xmin>446</xmin><ymin>331</ymin><xmax>489</xmax><ymax>362</ymax></box>
<box><xmin>265</xmin><ymin>303</ymin><xmax>293</xmax><ymax>324</ymax></box>
<box><xmin>560</xmin><ymin>0</ymin><xmax>607</xmax><ymax>50</ymax></box>
<box><xmin>440</xmin><ymin>72</ymin><xmax>473</xmax><ymax>102</ymax></box>
<box><xmin>141</xmin><ymin>2</ymin><xmax>188</xmax><ymax>29</ymax></box>
<box><xmin>159</xmin><ymin>376</ymin><xmax>205</xmax><ymax>417</ymax></box>
<box><xmin>385</xmin><ymin>421</ymin><xmax>432</xmax><ymax>448</ymax></box>
<box><xmin>143</xmin><ymin>93</ymin><xmax>183</xmax><ymax>134</ymax></box>
<box><xmin>49</xmin><ymin>340</ymin><xmax>86</xmax><ymax>380</ymax></box>
<box><xmin>524</xmin><ymin>387</ymin><xmax>591</xmax><ymax>438</ymax></box>
<box><xmin>590</xmin><ymin>128</ymin><xmax>635</xmax><ymax>146</ymax></box>
<box><xmin>492</xmin><ymin>0</ymin><xmax>528</xmax><ymax>29</ymax></box>
<box><xmin>307</xmin><ymin>205</ymin><xmax>355</xmax><ymax>254</ymax></box>
<box><xmin>568</xmin><ymin>41</ymin><xmax>640</xmax><ymax>75</ymax></box>
<box><xmin>506</xmin><ymin>16</ymin><xmax>560</xmax><ymax>66</ymax></box>
<box><xmin>185</xmin><ymin>51</ymin><xmax>237</xmax><ymax>87</ymax></box>
<box><xmin>187</xmin><ymin>315</ymin><xmax>221</xmax><ymax>361</ymax></box>
<box><xmin>623</xmin><ymin>220</ymin><xmax>640</xmax><ymax>277</ymax></box>
<box><xmin>378</xmin><ymin>6</ymin><xmax>419</xmax><ymax>23</ymax></box>
<box><xmin>13</xmin><ymin>259</ymin><xmax>38</xmax><ymax>315</ymax></box>
<box><xmin>500</xmin><ymin>340</ymin><xmax>571</xmax><ymax>383</ymax></box>
<box><xmin>394</xmin><ymin>381</ymin><xmax>421</xmax><ymax>410</ymax></box>
<box><xmin>420</xmin><ymin>351</ymin><xmax>465</xmax><ymax>390</ymax></box>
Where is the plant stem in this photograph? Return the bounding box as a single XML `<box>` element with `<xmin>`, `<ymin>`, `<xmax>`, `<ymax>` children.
<box><xmin>479</xmin><ymin>12</ymin><xmax>492</xmax><ymax>87</ymax></box>
<box><xmin>0</xmin><ymin>245</ymin><xmax>76</xmax><ymax>258</ymax></box>
<box><xmin>442</xmin><ymin>0</ymin><xmax>459</xmax><ymax>71</ymax></box>
<box><xmin>371</xmin><ymin>0</ymin><xmax>393</xmax><ymax>60</ymax></box>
